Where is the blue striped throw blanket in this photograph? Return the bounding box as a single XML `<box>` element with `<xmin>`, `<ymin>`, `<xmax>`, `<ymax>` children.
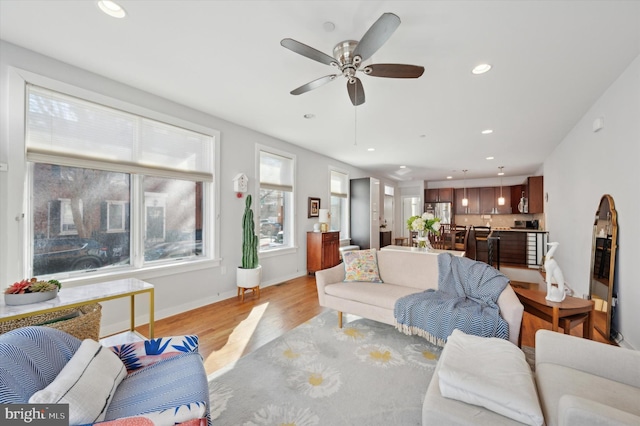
<box><xmin>394</xmin><ymin>252</ymin><xmax>509</xmax><ymax>346</ymax></box>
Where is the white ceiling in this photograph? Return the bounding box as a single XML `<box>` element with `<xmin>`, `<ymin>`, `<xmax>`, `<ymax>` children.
<box><xmin>1</xmin><ymin>1</ymin><xmax>639</xmax><ymax>182</ymax></box>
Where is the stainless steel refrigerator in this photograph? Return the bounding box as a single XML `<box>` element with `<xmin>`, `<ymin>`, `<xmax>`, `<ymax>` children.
<box><xmin>424</xmin><ymin>202</ymin><xmax>452</xmax><ymax>224</ymax></box>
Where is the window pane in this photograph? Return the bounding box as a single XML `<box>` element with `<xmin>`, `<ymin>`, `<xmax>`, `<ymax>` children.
<box><xmin>331</xmin><ymin>196</ymin><xmax>348</xmax><ymax>239</ymax></box>
<box><xmin>259</xmin><ymin>188</ymin><xmax>290</xmax><ymax>251</ymax></box>
<box><xmin>32</xmin><ymin>163</ymin><xmax>131</xmax><ymax>276</ymax></box>
<box><xmin>143</xmin><ymin>178</ymin><xmax>203</xmax><ymax>262</ymax></box>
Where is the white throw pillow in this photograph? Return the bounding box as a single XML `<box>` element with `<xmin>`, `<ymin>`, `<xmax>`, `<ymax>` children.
<box><xmin>30</xmin><ymin>339</ymin><xmax>127</xmax><ymax>425</ymax></box>
<box><xmin>438</xmin><ymin>329</ymin><xmax>544</xmax><ymax>426</ymax></box>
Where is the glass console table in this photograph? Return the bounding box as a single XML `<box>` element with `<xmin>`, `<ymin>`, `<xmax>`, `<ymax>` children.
<box><xmin>0</xmin><ymin>278</ymin><xmax>154</xmax><ymax>341</ymax></box>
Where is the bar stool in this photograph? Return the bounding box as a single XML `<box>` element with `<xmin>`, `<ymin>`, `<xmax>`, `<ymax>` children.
<box><xmin>394</xmin><ymin>237</ymin><xmax>409</xmax><ymax>246</ymax></box>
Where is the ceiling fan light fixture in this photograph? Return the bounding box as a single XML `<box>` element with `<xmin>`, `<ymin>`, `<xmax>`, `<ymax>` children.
<box><xmin>472</xmin><ymin>63</ymin><xmax>492</xmax><ymax>74</ymax></box>
<box><xmin>97</xmin><ymin>0</ymin><xmax>126</xmax><ymax>18</ymax></box>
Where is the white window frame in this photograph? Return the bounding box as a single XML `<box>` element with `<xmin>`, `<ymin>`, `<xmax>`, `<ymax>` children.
<box><xmin>256</xmin><ymin>145</ymin><xmax>296</xmax><ymax>256</ymax></box>
<box><xmin>59</xmin><ymin>198</ymin><xmax>80</xmax><ymax>235</ymax></box>
<box><xmin>106</xmin><ymin>200</ymin><xmax>126</xmax><ymax>233</ymax></box>
<box><xmin>7</xmin><ymin>67</ymin><xmax>221</xmax><ymax>283</ymax></box>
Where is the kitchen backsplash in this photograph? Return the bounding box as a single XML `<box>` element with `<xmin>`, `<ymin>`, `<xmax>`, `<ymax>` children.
<box><xmin>454</xmin><ymin>213</ymin><xmax>545</xmax><ymax>230</ymax></box>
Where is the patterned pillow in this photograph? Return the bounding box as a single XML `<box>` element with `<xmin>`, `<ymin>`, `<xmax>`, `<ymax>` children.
<box><xmin>343</xmin><ymin>249</ymin><xmax>383</xmax><ymax>283</ymax></box>
<box><xmin>29</xmin><ymin>339</ymin><xmax>127</xmax><ymax>425</ymax></box>
<box><xmin>110</xmin><ymin>335</ymin><xmax>199</xmax><ymax>373</ymax></box>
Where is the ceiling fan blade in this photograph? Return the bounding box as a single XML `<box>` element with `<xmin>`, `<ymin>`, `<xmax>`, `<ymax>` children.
<box><xmin>347</xmin><ymin>77</ymin><xmax>365</xmax><ymax>106</ymax></box>
<box><xmin>281</xmin><ymin>38</ymin><xmax>337</xmax><ymax>66</ymax></box>
<box><xmin>290</xmin><ymin>75</ymin><xmax>338</xmax><ymax>95</ymax></box>
<box><xmin>365</xmin><ymin>64</ymin><xmax>425</xmax><ymax>78</ymax></box>
<box><xmin>353</xmin><ymin>13</ymin><xmax>401</xmax><ymax>62</ymax></box>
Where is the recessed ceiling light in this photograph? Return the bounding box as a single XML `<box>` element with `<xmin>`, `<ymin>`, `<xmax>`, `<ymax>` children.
<box><xmin>399</xmin><ymin>165</ymin><xmax>407</xmax><ymax>169</ymax></box>
<box><xmin>446</xmin><ymin>176</ymin><xmax>453</xmax><ymax>179</ymax></box>
<box><xmin>486</xmin><ymin>156</ymin><xmax>494</xmax><ymax>160</ymax></box>
<box><xmin>367</xmin><ymin>148</ymin><xmax>375</xmax><ymax>152</ymax></box>
<box><xmin>323</xmin><ymin>22</ymin><xmax>336</xmax><ymax>32</ymax></box>
<box><xmin>481</xmin><ymin>129</ymin><xmax>493</xmax><ymax>135</ymax></box>
<box><xmin>303</xmin><ymin>113</ymin><xmax>315</xmax><ymax>119</ymax></box>
<box><xmin>472</xmin><ymin>63</ymin><xmax>492</xmax><ymax>75</ymax></box>
<box><xmin>97</xmin><ymin>0</ymin><xmax>126</xmax><ymax>18</ymax></box>
<box><xmin>419</xmin><ymin>134</ymin><xmax>427</xmax><ymax>138</ymax></box>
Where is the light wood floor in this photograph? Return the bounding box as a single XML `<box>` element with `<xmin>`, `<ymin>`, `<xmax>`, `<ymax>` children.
<box><xmin>136</xmin><ymin>274</ymin><xmax>611</xmax><ymax>375</ymax></box>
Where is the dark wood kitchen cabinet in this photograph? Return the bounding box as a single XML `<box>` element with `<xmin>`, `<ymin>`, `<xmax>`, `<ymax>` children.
<box><xmin>426</xmin><ymin>187</ymin><xmax>453</xmax><ymax>203</ymax></box>
<box><xmin>490</xmin><ymin>230</ymin><xmax>527</xmax><ymax>265</ymax></box>
<box><xmin>455</xmin><ymin>187</ymin><xmax>480</xmax><ymax>215</ymax></box>
<box><xmin>527</xmin><ymin>176</ymin><xmax>544</xmax><ymax>213</ymax></box>
<box><xmin>307</xmin><ymin>231</ymin><xmax>340</xmax><ymax>274</ymax></box>
<box><xmin>480</xmin><ymin>187</ymin><xmax>512</xmax><ymax>214</ymax></box>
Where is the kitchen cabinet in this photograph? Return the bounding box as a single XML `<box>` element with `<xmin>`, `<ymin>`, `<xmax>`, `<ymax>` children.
<box><xmin>455</xmin><ymin>187</ymin><xmax>480</xmax><ymax>215</ymax></box>
<box><xmin>527</xmin><ymin>176</ymin><xmax>544</xmax><ymax>213</ymax></box>
<box><xmin>307</xmin><ymin>231</ymin><xmax>340</xmax><ymax>274</ymax></box>
<box><xmin>480</xmin><ymin>187</ymin><xmax>512</xmax><ymax>214</ymax></box>
<box><xmin>426</xmin><ymin>187</ymin><xmax>453</xmax><ymax>203</ymax></box>
<box><xmin>490</xmin><ymin>230</ymin><xmax>527</xmax><ymax>265</ymax></box>
<box><xmin>350</xmin><ymin>177</ymin><xmax>380</xmax><ymax>250</ymax></box>
<box><xmin>511</xmin><ymin>185</ymin><xmax>526</xmax><ymax>213</ymax></box>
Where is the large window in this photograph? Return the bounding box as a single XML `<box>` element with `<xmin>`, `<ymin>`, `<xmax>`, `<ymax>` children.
<box><xmin>26</xmin><ymin>84</ymin><xmax>215</xmax><ymax>277</ymax></box>
<box><xmin>330</xmin><ymin>169</ymin><xmax>349</xmax><ymax>239</ymax></box>
<box><xmin>259</xmin><ymin>149</ymin><xmax>295</xmax><ymax>251</ymax></box>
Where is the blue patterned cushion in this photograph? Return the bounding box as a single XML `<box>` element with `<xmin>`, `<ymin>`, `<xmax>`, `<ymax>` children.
<box><xmin>104</xmin><ymin>352</ymin><xmax>210</xmax><ymax>422</ymax></box>
<box><xmin>0</xmin><ymin>326</ymin><xmax>81</xmax><ymax>403</ymax></box>
<box><xmin>110</xmin><ymin>335</ymin><xmax>199</xmax><ymax>373</ymax></box>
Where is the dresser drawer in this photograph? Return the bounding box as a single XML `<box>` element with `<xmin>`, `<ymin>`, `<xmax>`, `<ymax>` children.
<box><xmin>322</xmin><ymin>232</ymin><xmax>339</xmax><ymax>242</ymax></box>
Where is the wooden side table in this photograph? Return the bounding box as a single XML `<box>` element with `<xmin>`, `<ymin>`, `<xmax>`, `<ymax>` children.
<box><xmin>511</xmin><ymin>281</ymin><xmax>594</xmax><ymax>347</ymax></box>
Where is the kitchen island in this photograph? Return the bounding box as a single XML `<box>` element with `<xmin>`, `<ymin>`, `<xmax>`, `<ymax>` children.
<box><xmin>490</xmin><ymin>228</ymin><xmax>548</xmax><ymax>268</ymax></box>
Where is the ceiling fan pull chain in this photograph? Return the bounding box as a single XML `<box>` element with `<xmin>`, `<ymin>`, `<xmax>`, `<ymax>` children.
<box><xmin>354</xmin><ymin>90</ymin><xmax>358</xmax><ymax>146</ymax></box>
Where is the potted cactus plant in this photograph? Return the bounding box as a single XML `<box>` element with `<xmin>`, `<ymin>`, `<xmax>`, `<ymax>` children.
<box><xmin>236</xmin><ymin>194</ymin><xmax>262</xmax><ymax>292</ymax></box>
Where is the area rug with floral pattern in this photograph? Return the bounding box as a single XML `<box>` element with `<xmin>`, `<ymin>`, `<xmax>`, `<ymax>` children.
<box><xmin>207</xmin><ymin>311</ymin><xmax>443</xmax><ymax>425</ymax></box>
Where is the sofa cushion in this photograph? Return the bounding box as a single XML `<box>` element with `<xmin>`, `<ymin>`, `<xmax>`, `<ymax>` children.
<box><xmin>343</xmin><ymin>249</ymin><xmax>383</xmax><ymax>283</ymax></box>
<box><xmin>438</xmin><ymin>329</ymin><xmax>543</xmax><ymax>426</ymax></box>
<box><xmin>110</xmin><ymin>335</ymin><xmax>199</xmax><ymax>373</ymax></box>
<box><xmin>29</xmin><ymin>339</ymin><xmax>127</xmax><ymax>424</ymax></box>
<box><xmin>536</xmin><ymin>363</ymin><xmax>640</xmax><ymax>426</ymax></box>
<box><xmin>105</xmin><ymin>352</ymin><xmax>209</xmax><ymax>422</ymax></box>
<box><xmin>325</xmin><ymin>282</ymin><xmax>421</xmax><ymax>309</ymax></box>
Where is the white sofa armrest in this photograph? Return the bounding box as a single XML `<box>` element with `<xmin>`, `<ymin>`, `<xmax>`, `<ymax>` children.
<box><xmin>497</xmin><ymin>284</ymin><xmax>524</xmax><ymax>345</ymax></box>
<box><xmin>315</xmin><ymin>263</ymin><xmax>345</xmax><ymax>306</ymax></box>
<box><xmin>536</xmin><ymin>329</ymin><xmax>640</xmax><ymax>388</ymax></box>
<box><xmin>558</xmin><ymin>395</ymin><xmax>640</xmax><ymax>426</ymax></box>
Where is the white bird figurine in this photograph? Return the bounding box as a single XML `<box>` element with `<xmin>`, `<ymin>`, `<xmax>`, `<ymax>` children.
<box><xmin>544</xmin><ymin>242</ymin><xmax>566</xmax><ymax>302</ymax></box>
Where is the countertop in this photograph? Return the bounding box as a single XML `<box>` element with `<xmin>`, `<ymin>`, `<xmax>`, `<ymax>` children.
<box><xmin>490</xmin><ymin>228</ymin><xmax>548</xmax><ymax>233</ymax></box>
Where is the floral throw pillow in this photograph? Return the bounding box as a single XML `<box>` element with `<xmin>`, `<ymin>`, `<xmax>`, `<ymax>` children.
<box><xmin>110</xmin><ymin>335</ymin><xmax>199</xmax><ymax>373</ymax></box>
<box><xmin>343</xmin><ymin>249</ymin><xmax>383</xmax><ymax>283</ymax></box>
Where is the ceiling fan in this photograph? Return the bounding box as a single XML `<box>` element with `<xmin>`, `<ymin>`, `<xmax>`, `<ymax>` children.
<box><xmin>281</xmin><ymin>12</ymin><xmax>424</xmax><ymax>106</ymax></box>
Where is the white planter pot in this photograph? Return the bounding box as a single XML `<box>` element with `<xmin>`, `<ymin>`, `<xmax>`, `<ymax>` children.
<box><xmin>4</xmin><ymin>289</ymin><xmax>58</xmax><ymax>306</ymax></box>
<box><xmin>237</xmin><ymin>265</ymin><xmax>262</xmax><ymax>288</ymax></box>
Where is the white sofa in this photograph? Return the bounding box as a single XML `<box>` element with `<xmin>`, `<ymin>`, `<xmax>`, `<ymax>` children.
<box><xmin>315</xmin><ymin>248</ymin><xmax>524</xmax><ymax>345</ymax></box>
<box><xmin>423</xmin><ymin>329</ymin><xmax>640</xmax><ymax>425</ymax></box>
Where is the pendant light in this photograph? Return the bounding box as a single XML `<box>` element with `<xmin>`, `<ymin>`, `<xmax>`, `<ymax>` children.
<box><xmin>462</xmin><ymin>170</ymin><xmax>469</xmax><ymax>207</ymax></box>
<box><xmin>498</xmin><ymin>166</ymin><xmax>505</xmax><ymax>206</ymax></box>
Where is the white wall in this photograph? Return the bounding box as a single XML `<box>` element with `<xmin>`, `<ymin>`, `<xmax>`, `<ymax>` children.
<box><xmin>0</xmin><ymin>41</ymin><xmax>374</xmax><ymax>335</ymax></box>
<box><xmin>545</xmin><ymin>54</ymin><xmax>640</xmax><ymax>349</ymax></box>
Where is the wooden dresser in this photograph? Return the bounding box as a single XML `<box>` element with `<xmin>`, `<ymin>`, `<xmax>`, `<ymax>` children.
<box><xmin>307</xmin><ymin>231</ymin><xmax>340</xmax><ymax>274</ymax></box>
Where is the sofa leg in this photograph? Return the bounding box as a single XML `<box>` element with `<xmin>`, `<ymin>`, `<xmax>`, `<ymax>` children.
<box><xmin>338</xmin><ymin>311</ymin><xmax>343</xmax><ymax>328</ymax></box>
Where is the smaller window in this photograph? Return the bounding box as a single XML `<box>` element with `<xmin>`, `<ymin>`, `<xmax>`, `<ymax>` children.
<box><xmin>330</xmin><ymin>170</ymin><xmax>349</xmax><ymax>239</ymax></box>
<box><xmin>60</xmin><ymin>199</ymin><xmax>81</xmax><ymax>234</ymax></box>
<box><xmin>106</xmin><ymin>201</ymin><xmax>126</xmax><ymax>232</ymax></box>
<box><xmin>259</xmin><ymin>149</ymin><xmax>295</xmax><ymax>251</ymax></box>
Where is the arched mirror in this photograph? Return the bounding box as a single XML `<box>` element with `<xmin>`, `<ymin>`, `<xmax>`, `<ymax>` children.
<box><xmin>589</xmin><ymin>194</ymin><xmax>618</xmax><ymax>341</ymax></box>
